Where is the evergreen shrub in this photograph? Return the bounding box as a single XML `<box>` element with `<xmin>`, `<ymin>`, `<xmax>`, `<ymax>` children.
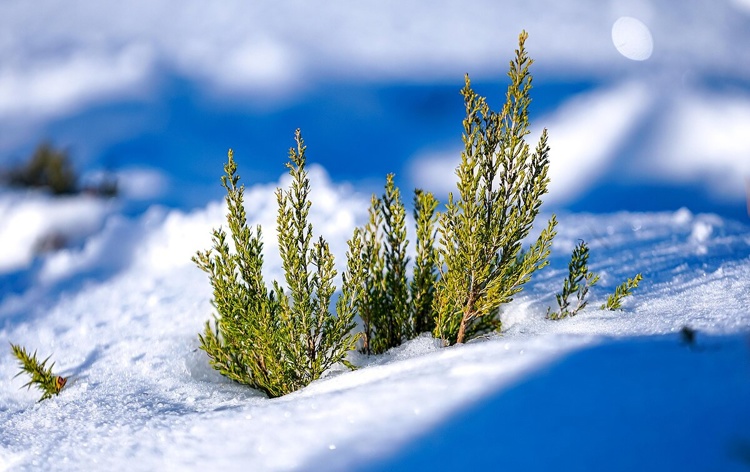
<box><xmin>433</xmin><ymin>31</ymin><xmax>557</xmax><ymax>345</ymax></box>
<box><xmin>601</xmin><ymin>273</ymin><xmax>643</xmax><ymax>310</ymax></box>
<box><xmin>194</xmin><ymin>130</ymin><xmax>358</xmax><ymax>398</ymax></box>
<box><xmin>7</xmin><ymin>142</ymin><xmax>77</xmax><ymax>195</ymax></box>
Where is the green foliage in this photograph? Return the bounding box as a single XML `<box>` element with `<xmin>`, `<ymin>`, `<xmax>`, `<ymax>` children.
<box><xmin>3</xmin><ymin>141</ymin><xmax>118</xmax><ymax>197</ymax></box>
<box><xmin>348</xmin><ymin>176</ymin><xmax>411</xmax><ymax>354</ymax></box>
<box><xmin>275</xmin><ymin>130</ymin><xmax>359</xmax><ymax>386</ymax></box>
<box><xmin>194</xmin><ymin>148</ymin><xmax>281</xmax><ymax>394</ymax></box>
<box><xmin>601</xmin><ymin>273</ymin><xmax>643</xmax><ymax>310</ymax></box>
<box><xmin>196</xmin><ymin>31</ymin><xmax>643</xmax><ymax>393</ymax></box>
<box><xmin>377</xmin><ymin>174</ymin><xmax>411</xmax><ymax>350</ymax></box>
<box><xmin>194</xmin><ymin>130</ymin><xmax>357</xmax><ymax>398</ymax></box>
<box><xmin>10</xmin><ymin>343</ymin><xmax>67</xmax><ymax>402</ymax></box>
<box><xmin>337</xmin><ymin>227</ymin><xmax>369</xmax><ymax>358</ymax></box>
<box><xmin>433</xmin><ymin>31</ymin><xmax>557</xmax><ymax>345</ymax></box>
<box><xmin>547</xmin><ymin>240</ymin><xmax>600</xmax><ymax>320</ymax></box>
<box><xmin>348</xmin><ymin>195</ymin><xmax>385</xmax><ymax>355</ymax></box>
<box><xmin>8</xmin><ymin>142</ymin><xmax>77</xmax><ymax>195</ymax></box>
<box><xmin>411</xmin><ymin>189</ymin><xmax>440</xmax><ymax>335</ymax></box>
<box><xmin>344</xmin><ymin>177</ymin><xmax>440</xmax><ymax>354</ymax></box>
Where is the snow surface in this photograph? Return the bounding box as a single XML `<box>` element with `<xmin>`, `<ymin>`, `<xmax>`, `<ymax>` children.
<box><xmin>1</xmin><ymin>177</ymin><xmax>749</xmax><ymax>471</ymax></box>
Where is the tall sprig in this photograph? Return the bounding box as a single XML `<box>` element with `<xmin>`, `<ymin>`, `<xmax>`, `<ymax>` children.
<box><xmin>434</xmin><ymin>31</ymin><xmax>557</xmax><ymax>345</ymax></box>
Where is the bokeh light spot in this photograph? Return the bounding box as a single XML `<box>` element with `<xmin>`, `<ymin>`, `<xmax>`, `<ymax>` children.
<box><xmin>611</xmin><ymin>16</ymin><xmax>653</xmax><ymax>61</ymax></box>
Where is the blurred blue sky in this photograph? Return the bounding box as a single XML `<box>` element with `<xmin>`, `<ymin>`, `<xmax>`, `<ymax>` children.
<box><xmin>1</xmin><ymin>0</ymin><xmax>749</xmax><ymax>219</ymax></box>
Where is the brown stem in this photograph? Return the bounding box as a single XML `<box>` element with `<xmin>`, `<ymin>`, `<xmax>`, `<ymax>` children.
<box><xmin>457</xmin><ymin>316</ymin><xmax>468</xmax><ymax>344</ymax></box>
<box><xmin>362</xmin><ymin>332</ymin><xmax>370</xmax><ymax>355</ymax></box>
<box><xmin>457</xmin><ymin>292</ymin><xmax>477</xmax><ymax>344</ymax></box>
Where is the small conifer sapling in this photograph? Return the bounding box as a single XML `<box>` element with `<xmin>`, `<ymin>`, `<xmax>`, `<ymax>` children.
<box><xmin>547</xmin><ymin>240</ymin><xmax>599</xmax><ymax>320</ymax></box>
<box><xmin>377</xmin><ymin>174</ymin><xmax>411</xmax><ymax>350</ymax></box>
<box><xmin>348</xmin><ymin>175</ymin><xmax>413</xmax><ymax>354</ymax></box>
<box><xmin>349</xmin><ymin>194</ymin><xmax>386</xmax><ymax>354</ymax></box>
<box><xmin>194</xmin><ymin>149</ymin><xmax>285</xmax><ymax>394</ymax></box>
<box><xmin>10</xmin><ymin>343</ymin><xmax>67</xmax><ymax>401</ymax></box>
<box><xmin>274</xmin><ymin>129</ymin><xmax>359</xmax><ymax>388</ymax></box>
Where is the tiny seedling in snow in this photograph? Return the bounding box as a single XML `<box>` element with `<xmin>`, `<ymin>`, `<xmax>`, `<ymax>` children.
<box><xmin>601</xmin><ymin>273</ymin><xmax>643</xmax><ymax>311</ymax></box>
<box><xmin>548</xmin><ymin>240</ymin><xmax>599</xmax><ymax>320</ymax></box>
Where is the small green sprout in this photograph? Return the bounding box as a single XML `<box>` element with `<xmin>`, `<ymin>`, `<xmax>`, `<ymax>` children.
<box><xmin>601</xmin><ymin>273</ymin><xmax>643</xmax><ymax>311</ymax></box>
<box><xmin>10</xmin><ymin>343</ymin><xmax>67</xmax><ymax>402</ymax></box>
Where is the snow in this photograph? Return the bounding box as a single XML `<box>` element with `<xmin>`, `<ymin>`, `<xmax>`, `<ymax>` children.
<box><xmin>652</xmin><ymin>91</ymin><xmax>750</xmax><ymax>201</ymax></box>
<box><xmin>410</xmin><ymin>82</ymin><xmax>750</xmax><ymax>213</ymax></box>
<box><xmin>1</xmin><ymin>177</ymin><xmax>749</xmax><ymax>471</ymax></box>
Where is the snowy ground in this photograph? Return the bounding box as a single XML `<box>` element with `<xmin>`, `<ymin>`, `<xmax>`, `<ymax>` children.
<box><xmin>0</xmin><ymin>178</ymin><xmax>749</xmax><ymax>471</ymax></box>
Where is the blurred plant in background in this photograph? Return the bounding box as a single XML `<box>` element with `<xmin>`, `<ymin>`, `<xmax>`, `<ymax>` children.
<box><xmin>2</xmin><ymin>141</ymin><xmax>118</xmax><ymax>197</ymax></box>
<box><xmin>5</xmin><ymin>142</ymin><xmax>77</xmax><ymax>195</ymax></box>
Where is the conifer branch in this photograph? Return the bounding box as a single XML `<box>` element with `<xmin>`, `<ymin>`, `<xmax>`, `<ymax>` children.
<box><xmin>601</xmin><ymin>273</ymin><xmax>643</xmax><ymax>310</ymax></box>
<box><xmin>342</xmin><ymin>178</ymin><xmax>440</xmax><ymax>354</ymax></box>
<box><xmin>276</xmin><ymin>129</ymin><xmax>357</xmax><ymax>389</ymax></box>
<box><xmin>355</xmin><ymin>195</ymin><xmax>385</xmax><ymax>354</ymax></box>
<box><xmin>10</xmin><ymin>343</ymin><xmax>67</xmax><ymax>402</ymax></box>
